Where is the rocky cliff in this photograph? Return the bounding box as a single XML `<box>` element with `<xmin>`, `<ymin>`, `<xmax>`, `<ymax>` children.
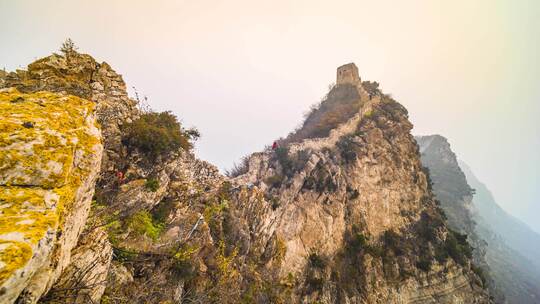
<box><xmin>0</xmin><ymin>52</ymin><xmax>490</xmax><ymax>303</ymax></box>
<box><xmin>417</xmin><ymin>134</ymin><xmax>540</xmax><ymax>304</ymax></box>
<box><xmin>0</xmin><ymin>88</ymin><xmax>102</xmax><ymax>303</ymax></box>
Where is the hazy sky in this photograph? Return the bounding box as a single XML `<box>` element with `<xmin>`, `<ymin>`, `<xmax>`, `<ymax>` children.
<box><xmin>1</xmin><ymin>0</ymin><xmax>539</xmax><ymax>233</ymax></box>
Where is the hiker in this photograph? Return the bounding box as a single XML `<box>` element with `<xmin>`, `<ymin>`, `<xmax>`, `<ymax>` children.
<box><xmin>272</xmin><ymin>141</ymin><xmax>278</xmax><ymax>150</ymax></box>
<box><xmin>115</xmin><ymin>171</ymin><xmax>125</xmax><ymax>184</ymax></box>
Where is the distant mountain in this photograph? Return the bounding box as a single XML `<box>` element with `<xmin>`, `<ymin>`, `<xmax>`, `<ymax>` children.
<box><xmin>460</xmin><ymin>161</ymin><xmax>540</xmax><ymax>303</ymax></box>
<box><xmin>417</xmin><ymin>134</ymin><xmax>540</xmax><ymax>304</ymax></box>
<box><xmin>460</xmin><ymin>161</ymin><xmax>540</xmax><ymax>270</ymax></box>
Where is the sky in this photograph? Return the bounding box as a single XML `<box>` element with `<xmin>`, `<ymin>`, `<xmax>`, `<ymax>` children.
<box><xmin>1</xmin><ymin>0</ymin><xmax>539</xmax><ymax>233</ymax></box>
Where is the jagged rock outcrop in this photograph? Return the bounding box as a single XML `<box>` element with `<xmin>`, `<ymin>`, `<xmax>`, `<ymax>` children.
<box><xmin>226</xmin><ymin>71</ymin><xmax>489</xmax><ymax>303</ymax></box>
<box><xmin>1</xmin><ymin>51</ymin><xmax>138</xmax><ymax>178</ymax></box>
<box><xmin>416</xmin><ymin>135</ymin><xmax>498</xmax><ymax>301</ymax></box>
<box><xmin>416</xmin><ymin>135</ymin><xmax>476</xmax><ymax>234</ymax></box>
<box><xmin>0</xmin><ymin>89</ymin><xmax>102</xmax><ymax>303</ymax></box>
<box><xmin>1</xmin><ymin>53</ymin><xmax>492</xmax><ymax>304</ymax></box>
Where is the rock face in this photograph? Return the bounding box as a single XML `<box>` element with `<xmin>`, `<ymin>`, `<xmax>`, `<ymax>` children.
<box><xmin>1</xmin><ymin>51</ymin><xmax>138</xmax><ymax>178</ymax></box>
<box><xmin>228</xmin><ymin>75</ymin><xmax>489</xmax><ymax>303</ymax></box>
<box><xmin>416</xmin><ymin>135</ymin><xmax>476</xmax><ymax>234</ymax></box>
<box><xmin>0</xmin><ymin>89</ymin><xmax>102</xmax><ymax>303</ymax></box>
<box><xmin>41</xmin><ymin>227</ymin><xmax>112</xmax><ymax>303</ymax></box>
<box><xmin>417</xmin><ymin>135</ymin><xmax>498</xmax><ymax>300</ymax></box>
<box><xmin>417</xmin><ymin>135</ymin><xmax>540</xmax><ymax>303</ymax></box>
<box><xmin>0</xmin><ymin>51</ymin><xmax>492</xmax><ymax>303</ymax></box>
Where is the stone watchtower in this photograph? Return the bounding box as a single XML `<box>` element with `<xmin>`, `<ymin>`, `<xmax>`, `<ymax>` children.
<box><xmin>336</xmin><ymin>63</ymin><xmax>360</xmax><ymax>85</ymax></box>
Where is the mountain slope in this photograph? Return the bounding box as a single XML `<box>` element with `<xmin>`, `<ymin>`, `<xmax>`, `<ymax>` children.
<box><xmin>460</xmin><ymin>161</ymin><xmax>540</xmax><ymax>304</ymax></box>
<box><xmin>0</xmin><ymin>54</ymin><xmax>490</xmax><ymax>303</ymax></box>
<box><xmin>226</xmin><ymin>64</ymin><xmax>490</xmax><ymax>303</ymax></box>
<box><xmin>417</xmin><ymin>134</ymin><xmax>540</xmax><ymax>304</ymax></box>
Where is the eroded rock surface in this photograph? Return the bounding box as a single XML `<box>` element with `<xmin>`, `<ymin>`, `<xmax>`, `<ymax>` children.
<box><xmin>0</xmin><ymin>89</ymin><xmax>102</xmax><ymax>303</ymax></box>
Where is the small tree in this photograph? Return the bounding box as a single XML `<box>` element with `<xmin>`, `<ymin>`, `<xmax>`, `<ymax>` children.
<box><xmin>60</xmin><ymin>38</ymin><xmax>78</xmax><ymax>59</ymax></box>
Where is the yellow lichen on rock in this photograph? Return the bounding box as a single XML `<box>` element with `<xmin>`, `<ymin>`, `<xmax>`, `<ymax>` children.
<box><xmin>0</xmin><ymin>88</ymin><xmax>102</xmax><ymax>300</ymax></box>
<box><xmin>0</xmin><ymin>89</ymin><xmax>99</xmax><ymax>188</ymax></box>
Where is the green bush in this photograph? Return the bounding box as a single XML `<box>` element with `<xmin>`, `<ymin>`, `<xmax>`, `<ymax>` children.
<box><xmin>127</xmin><ymin>210</ymin><xmax>164</xmax><ymax>241</ymax></box>
<box><xmin>171</xmin><ymin>243</ymin><xmax>199</xmax><ymax>280</ymax></box>
<box><xmin>122</xmin><ymin>111</ymin><xmax>199</xmax><ymax>160</ymax></box>
<box><xmin>145</xmin><ymin>178</ymin><xmax>159</xmax><ymax>192</ymax></box>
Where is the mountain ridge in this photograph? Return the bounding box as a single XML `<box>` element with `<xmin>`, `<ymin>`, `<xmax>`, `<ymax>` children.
<box><xmin>0</xmin><ymin>52</ymin><xmax>490</xmax><ymax>303</ymax></box>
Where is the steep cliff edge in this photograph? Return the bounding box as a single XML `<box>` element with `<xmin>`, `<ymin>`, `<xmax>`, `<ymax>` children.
<box><xmin>416</xmin><ymin>135</ymin><xmax>498</xmax><ymax>301</ymax></box>
<box><xmin>0</xmin><ymin>89</ymin><xmax>102</xmax><ymax>303</ymax></box>
<box><xmin>0</xmin><ymin>52</ymin><xmax>490</xmax><ymax>304</ymax></box>
<box><xmin>228</xmin><ymin>70</ymin><xmax>489</xmax><ymax>303</ymax></box>
<box><xmin>417</xmin><ymin>134</ymin><xmax>540</xmax><ymax>303</ymax></box>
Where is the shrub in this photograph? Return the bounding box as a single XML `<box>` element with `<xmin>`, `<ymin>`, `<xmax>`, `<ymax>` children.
<box><xmin>226</xmin><ymin>155</ymin><xmax>250</xmax><ymax>177</ymax></box>
<box><xmin>113</xmin><ymin>247</ymin><xmax>137</xmax><ymax>263</ymax></box>
<box><xmin>421</xmin><ymin>166</ymin><xmax>434</xmax><ymax>191</ymax></box>
<box><xmin>346</xmin><ymin>186</ymin><xmax>360</xmax><ymax>200</ymax></box>
<box><xmin>416</xmin><ymin>257</ymin><xmax>432</xmax><ymax>272</ymax></box>
<box><xmin>444</xmin><ymin>230</ymin><xmax>473</xmax><ymax>266</ymax></box>
<box><xmin>203</xmin><ymin>200</ymin><xmax>228</xmax><ymax>223</ymax></box>
<box><xmin>292</xmin><ymin>150</ymin><xmax>311</xmax><ymax>172</ymax></box>
<box><xmin>308</xmin><ymin>253</ymin><xmax>328</xmax><ymax>269</ymax></box>
<box><xmin>122</xmin><ymin>111</ymin><xmax>199</xmax><ymax>160</ymax></box>
<box><xmin>171</xmin><ymin>243</ymin><xmax>199</xmax><ymax>280</ymax></box>
<box><xmin>365</xmin><ymin>244</ymin><xmax>384</xmax><ymax>257</ymax></box>
<box><xmin>152</xmin><ymin>199</ymin><xmax>176</xmax><ymax>224</ymax></box>
<box><xmin>285</xmin><ymin>84</ymin><xmax>362</xmax><ymax>143</ymax></box>
<box><xmin>275</xmin><ymin>147</ymin><xmax>294</xmax><ymax>175</ymax></box>
<box><xmin>265</xmin><ymin>174</ymin><xmax>285</xmax><ymax>189</ymax></box>
<box><xmin>417</xmin><ymin>210</ymin><xmax>445</xmax><ymax>242</ymax></box>
<box><xmin>362</xmin><ymin>81</ymin><xmax>381</xmax><ymax>98</ymax></box>
<box><xmin>271</xmin><ymin>197</ymin><xmax>280</xmax><ymax>210</ymax></box>
<box><xmin>144</xmin><ymin>178</ymin><xmax>159</xmax><ymax>192</ymax></box>
<box><xmin>471</xmin><ymin>265</ymin><xmax>487</xmax><ymax>286</ymax></box>
<box><xmin>305</xmin><ymin>277</ymin><xmax>324</xmax><ymax>292</ymax></box>
<box><xmin>303</xmin><ymin>167</ymin><xmax>337</xmax><ymax>193</ymax></box>
<box><xmin>60</xmin><ymin>38</ymin><xmax>78</xmax><ymax>57</ymax></box>
<box><xmin>337</xmin><ymin>135</ymin><xmax>358</xmax><ymax>163</ymax></box>
<box><xmin>127</xmin><ymin>210</ymin><xmax>164</xmax><ymax>241</ymax></box>
<box><xmin>383</xmin><ymin>229</ymin><xmax>404</xmax><ymax>255</ymax></box>
<box><xmin>349</xmin><ymin>232</ymin><xmax>368</xmax><ymax>252</ymax></box>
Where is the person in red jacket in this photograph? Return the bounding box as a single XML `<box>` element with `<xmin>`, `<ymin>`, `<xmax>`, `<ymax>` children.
<box><xmin>272</xmin><ymin>141</ymin><xmax>278</xmax><ymax>150</ymax></box>
<box><xmin>116</xmin><ymin>171</ymin><xmax>125</xmax><ymax>184</ymax></box>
